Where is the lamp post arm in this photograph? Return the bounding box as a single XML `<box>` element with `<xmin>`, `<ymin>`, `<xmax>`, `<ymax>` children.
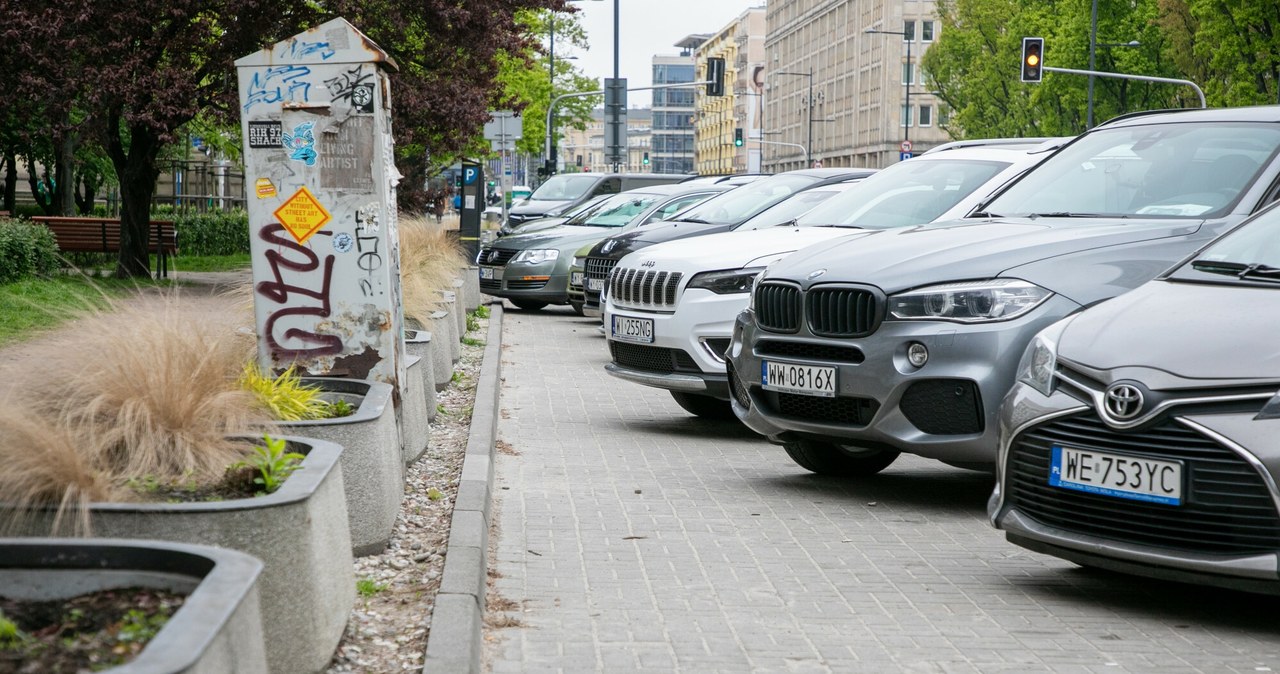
<box><xmin>1043</xmin><ymin>66</ymin><xmax>1206</xmax><ymax>109</ymax></box>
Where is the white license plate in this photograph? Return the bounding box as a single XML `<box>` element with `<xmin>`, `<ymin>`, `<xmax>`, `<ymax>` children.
<box><xmin>570</xmin><ymin>271</ymin><xmax>584</xmax><ymax>287</ymax></box>
<box><xmin>587</xmin><ymin>278</ymin><xmax>604</xmax><ymax>292</ymax></box>
<box><xmin>1050</xmin><ymin>445</ymin><xmax>1183</xmax><ymax>506</ymax></box>
<box><xmin>479</xmin><ymin>267</ymin><xmax>496</xmax><ymax>280</ymax></box>
<box><xmin>611</xmin><ymin>315</ymin><xmax>654</xmax><ymax>344</ymax></box>
<box><xmin>761</xmin><ymin>361</ymin><xmax>836</xmax><ymax>397</ymax></box>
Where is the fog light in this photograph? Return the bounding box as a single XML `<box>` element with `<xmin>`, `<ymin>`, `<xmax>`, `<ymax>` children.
<box><xmin>907</xmin><ymin>342</ymin><xmax>929</xmax><ymax>368</ymax></box>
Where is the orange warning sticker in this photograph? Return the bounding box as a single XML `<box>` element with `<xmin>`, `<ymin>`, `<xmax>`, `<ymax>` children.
<box><xmin>273</xmin><ymin>187</ymin><xmax>332</xmax><ymax>244</ymax></box>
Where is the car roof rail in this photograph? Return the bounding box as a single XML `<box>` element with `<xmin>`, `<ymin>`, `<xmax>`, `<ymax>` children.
<box><xmin>1091</xmin><ymin>107</ymin><xmax>1190</xmax><ymax>128</ymax></box>
<box><xmin>921</xmin><ymin>137</ymin><xmax>1061</xmax><ymax>154</ymax></box>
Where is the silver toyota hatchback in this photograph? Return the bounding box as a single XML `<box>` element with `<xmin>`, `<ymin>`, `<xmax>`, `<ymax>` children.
<box><xmin>989</xmin><ymin>200</ymin><xmax>1280</xmax><ymax>594</ymax></box>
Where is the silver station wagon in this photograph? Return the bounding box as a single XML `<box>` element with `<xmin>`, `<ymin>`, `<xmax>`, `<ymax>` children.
<box><xmin>989</xmin><ymin>200</ymin><xmax>1280</xmax><ymax>595</ymax></box>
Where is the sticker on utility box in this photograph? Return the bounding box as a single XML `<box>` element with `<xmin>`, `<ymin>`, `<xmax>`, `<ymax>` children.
<box><xmin>255</xmin><ymin>178</ymin><xmax>277</xmax><ymax>199</ymax></box>
<box><xmin>273</xmin><ymin>186</ymin><xmax>332</xmax><ymax>244</ymax></box>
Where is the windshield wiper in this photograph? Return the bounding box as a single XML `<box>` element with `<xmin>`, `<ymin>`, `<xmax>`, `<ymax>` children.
<box><xmin>1191</xmin><ymin>259</ymin><xmax>1280</xmax><ymax>281</ymax></box>
<box><xmin>678</xmin><ymin>218</ymin><xmax>712</xmax><ymax>224</ymax></box>
<box><xmin>968</xmin><ymin>211</ymin><xmax>1002</xmax><ymax>218</ymax></box>
<box><xmin>1026</xmin><ymin>212</ymin><xmax>1114</xmax><ymax>219</ymax></box>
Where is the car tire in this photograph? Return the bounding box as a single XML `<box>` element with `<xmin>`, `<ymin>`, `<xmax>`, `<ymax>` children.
<box><xmin>670</xmin><ymin>392</ymin><xmax>737</xmax><ymax>420</ymax></box>
<box><xmin>570</xmin><ymin>300</ymin><xmax>585</xmax><ymax>316</ymax></box>
<box><xmin>511</xmin><ymin>299</ymin><xmax>548</xmax><ymax>311</ymax></box>
<box><xmin>782</xmin><ymin>439</ymin><xmax>899</xmax><ymax>477</ymax></box>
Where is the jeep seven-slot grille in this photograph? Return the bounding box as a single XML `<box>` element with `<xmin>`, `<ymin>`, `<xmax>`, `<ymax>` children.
<box><xmin>755</xmin><ymin>282</ymin><xmax>802</xmax><ymax>333</ymax></box>
<box><xmin>1006</xmin><ymin>412</ymin><xmax>1280</xmax><ymax>555</ymax></box>
<box><xmin>477</xmin><ymin>248</ymin><xmax>518</xmax><ymax>267</ymax></box>
<box><xmin>610</xmin><ymin>342</ymin><xmax>699</xmax><ymax>373</ymax></box>
<box><xmin>608</xmin><ymin>267</ymin><xmax>683</xmax><ymax>308</ymax></box>
<box><xmin>806</xmin><ymin>287</ymin><xmax>881</xmax><ymax>337</ymax></box>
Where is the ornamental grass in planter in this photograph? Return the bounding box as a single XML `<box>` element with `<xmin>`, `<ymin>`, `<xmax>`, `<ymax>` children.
<box><xmin>400</xmin><ymin>216</ymin><xmax>469</xmax><ymax>361</ymax></box>
<box><xmin>0</xmin><ymin>295</ymin><xmax>355</xmax><ymax>673</ymax></box>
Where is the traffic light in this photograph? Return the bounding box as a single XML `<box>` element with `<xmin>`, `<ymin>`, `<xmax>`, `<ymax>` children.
<box><xmin>706</xmin><ymin>57</ymin><xmax>726</xmax><ymax>97</ymax></box>
<box><xmin>454</xmin><ymin>173</ymin><xmax>462</xmax><ymax>188</ymax></box>
<box><xmin>642</xmin><ymin>151</ymin><xmax>650</xmax><ymax>165</ymax></box>
<box><xmin>1021</xmin><ymin>37</ymin><xmax>1044</xmax><ymax>83</ymax></box>
<box><xmin>734</xmin><ymin>128</ymin><xmax>744</xmax><ymax>147</ymax></box>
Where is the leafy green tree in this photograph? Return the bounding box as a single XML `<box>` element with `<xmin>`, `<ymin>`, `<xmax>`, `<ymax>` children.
<box><xmin>1157</xmin><ymin>0</ymin><xmax>1280</xmax><ymax>106</ymax></box>
<box><xmin>924</xmin><ymin>0</ymin><xmax>1182</xmax><ymax>138</ymax></box>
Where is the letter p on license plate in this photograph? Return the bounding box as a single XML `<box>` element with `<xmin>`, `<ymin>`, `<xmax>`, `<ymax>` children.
<box><xmin>761</xmin><ymin>360</ymin><xmax>836</xmax><ymax>397</ymax></box>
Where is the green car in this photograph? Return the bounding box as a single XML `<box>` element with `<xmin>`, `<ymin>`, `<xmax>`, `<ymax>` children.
<box><xmin>566</xmin><ymin>242</ymin><xmax>595</xmax><ymax>315</ymax></box>
<box><xmin>477</xmin><ymin>182</ymin><xmax>733</xmax><ymax>312</ymax></box>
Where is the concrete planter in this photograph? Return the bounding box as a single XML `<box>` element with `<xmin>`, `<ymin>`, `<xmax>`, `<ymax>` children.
<box><xmin>432</xmin><ymin>308</ymin><xmax>461</xmax><ymax>368</ymax></box>
<box><xmin>458</xmin><ymin>268</ymin><xmax>482</xmax><ymax>312</ymax></box>
<box><xmin>283</xmin><ymin>378</ymin><xmax>403</xmax><ymax>557</ymax></box>
<box><xmin>440</xmin><ymin>290</ymin><xmax>467</xmax><ymax>344</ymax></box>
<box><xmin>405</xmin><ymin>328</ymin><xmax>444</xmax><ymax>415</ymax></box>
<box><xmin>0</xmin><ymin>538</ymin><xmax>268</xmax><ymax>674</ymax></box>
<box><xmin>402</xmin><ymin>355</ymin><xmax>431</xmax><ymax>464</ymax></box>
<box><xmin>7</xmin><ymin>436</ymin><xmax>354</xmax><ymax>674</ymax></box>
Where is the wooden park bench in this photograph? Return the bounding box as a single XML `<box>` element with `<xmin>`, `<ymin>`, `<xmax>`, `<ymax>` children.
<box><xmin>31</xmin><ymin>216</ymin><xmax>177</xmax><ymax>278</ymax></box>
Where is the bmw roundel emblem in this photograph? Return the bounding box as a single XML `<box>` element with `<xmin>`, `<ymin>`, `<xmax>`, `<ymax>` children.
<box><xmin>1104</xmin><ymin>382</ymin><xmax>1144</xmax><ymax>421</ymax></box>
<box><xmin>807</xmin><ymin>268</ymin><xmax>826</xmax><ymax>280</ymax></box>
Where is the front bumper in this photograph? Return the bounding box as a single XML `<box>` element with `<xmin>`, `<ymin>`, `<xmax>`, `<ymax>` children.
<box><xmin>602</xmin><ymin>288</ymin><xmax>746</xmax><ymax>399</ymax></box>
<box><xmin>989</xmin><ymin>382</ymin><xmax>1280</xmax><ymax>592</ymax></box>
<box><xmin>727</xmin><ymin>294</ymin><xmax>1079</xmax><ymax>465</ymax></box>
<box><xmin>478</xmin><ymin>262</ymin><xmax>571</xmax><ymax>304</ymax></box>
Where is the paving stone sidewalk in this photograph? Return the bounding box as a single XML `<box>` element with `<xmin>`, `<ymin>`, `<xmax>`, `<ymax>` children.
<box><xmin>484</xmin><ymin>305</ymin><xmax>1280</xmax><ymax>674</ymax></box>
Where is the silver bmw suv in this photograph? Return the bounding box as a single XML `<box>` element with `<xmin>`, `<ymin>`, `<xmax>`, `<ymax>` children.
<box><xmin>727</xmin><ymin>106</ymin><xmax>1280</xmax><ymax>476</ymax></box>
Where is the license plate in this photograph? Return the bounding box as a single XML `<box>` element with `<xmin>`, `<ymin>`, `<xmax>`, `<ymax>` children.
<box><xmin>611</xmin><ymin>315</ymin><xmax>653</xmax><ymax>344</ymax></box>
<box><xmin>761</xmin><ymin>360</ymin><xmax>836</xmax><ymax>397</ymax></box>
<box><xmin>1050</xmin><ymin>445</ymin><xmax>1183</xmax><ymax>506</ymax></box>
<box><xmin>479</xmin><ymin>267</ymin><xmax>495</xmax><ymax>280</ymax></box>
<box><xmin>570</xmin><ymin>271</ymin><xmax>584</xmax><ymax>287</ymax></box>
<box><xmin>587</xmin><ymin>278</ymin><xmax>604</xmax><ymax>292</ymax></box>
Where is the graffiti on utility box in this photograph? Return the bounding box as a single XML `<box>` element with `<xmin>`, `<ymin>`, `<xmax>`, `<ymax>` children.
<box><xmin>235</xmin><ymin>18</ymin><xmax>404</xmax><ymax>389</ymax></box>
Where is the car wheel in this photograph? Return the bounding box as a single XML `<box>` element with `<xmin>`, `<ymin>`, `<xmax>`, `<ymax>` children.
<box><xmin>511</xmin><ymin>299</ymin><xmax>548</xmax><ymax>311</ymax></box>
<box><xmin>670</xmin><ymin>392</ymin><xmax>737</xmax><ymax>420</ymax></box>
<box><xmin>782</xmin><ymin>439</ymin><xmax>899</xmax><ymax>477</ymax></box>
<box><xmin>570</xmin><ymin>300</ymin><xmax>585</xmax><ymax>316</ymax></box>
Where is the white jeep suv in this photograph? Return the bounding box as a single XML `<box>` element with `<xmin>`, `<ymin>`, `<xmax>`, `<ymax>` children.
<box><xmin>602</xmin><ymin>140</ymin><xmax>1065</xmax><ymax>418</ymax></box>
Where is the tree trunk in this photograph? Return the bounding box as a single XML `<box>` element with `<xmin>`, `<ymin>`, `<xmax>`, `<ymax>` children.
<box><xmin>75</xmin><ymin>172</ymin><xmax>98</xmax><ymax>215</ymax></box>
<box><xmin>26</xmin><ymin>158</ymin><xmax>56</xmax><ymax>216</ymax></box>
<box><xmin>56</xmin><ymin>133</ymin><xmax>76</xmax><ymax>216</ymax></box>
<box><xmin>107</xmin><ymin>117</ymin><xmax>161</xmax><ymax>279</ymax></box>
<box><xmin>2</xmin><ymin>154</ymin><xmax>15</xmax><ymax>215</ymax></box>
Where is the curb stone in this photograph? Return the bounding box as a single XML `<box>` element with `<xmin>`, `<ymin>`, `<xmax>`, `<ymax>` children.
<box><xmin>421</xmin><ymin>299</ymin><xmax>502</xmax><ymax>674</ymax></box>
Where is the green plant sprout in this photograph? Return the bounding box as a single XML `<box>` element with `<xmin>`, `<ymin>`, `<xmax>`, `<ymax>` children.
<box><xmin>462</xmin><ymin>336</ymin><xmax>485</xmax><ymax>347</ymax></box>
<box><xmin>231</xmin><ymin>434</ymin><xmax>305</xmax><ymax>495</ymax></box>
<box><xmin>356</xmin><ymin>578</ymin><xmax>387</xmax><ymax>597</ymax></box>
<box><xmin>427</xmin><ymin>487</ymin><xmax>444</xmax><ymax>501</ymax></box>
<box><xmin>473</xmin><ymin>305</ymin><xmax>490</xmax><ymax>319</ymax></box>
<box><xmin>0</xmin><ymin>609</ymin><xmax>27</xmax><ymax>651</ymax></box>
<box><xmin>240</xmin><ymin>363</ymin><xmax>331</xmax><ymax>421</ymax></box>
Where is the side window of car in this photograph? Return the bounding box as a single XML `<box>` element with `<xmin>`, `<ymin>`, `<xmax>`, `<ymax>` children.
<box><xmin>592</xmin><ymin>178</ymin><xmax>622</xmax><ymax>197</ymax></box>
<box><xmin>645</xmin><ymin>195</ymin><xmax>707</xmax><ymax>224</ymax></box>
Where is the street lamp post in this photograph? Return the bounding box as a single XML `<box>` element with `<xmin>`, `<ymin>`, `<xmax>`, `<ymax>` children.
<box><xmin>865</xmin><ymin>27</ymin><xmax>913</xmax><ymax>150</ymax></box>
<box><xmin>1087</xmin><ymin>38</ymin><xmax>1140</xmax><ymax>128</ymax></box>
<box><xmin>775</xmin><ymin>69</ymin><xmax>813</xmax><ymax>167</ymax></box>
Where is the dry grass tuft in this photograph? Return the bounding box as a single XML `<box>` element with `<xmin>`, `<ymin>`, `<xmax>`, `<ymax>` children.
<box><xmin>399</xmin><ymin>216</ymin><xmax>469</xmax><ymax>328</ymax></box>
<box><xmin>0</xmin><ymin>288</ymin><xmax>277</xmax><ymax>529</ymax></box>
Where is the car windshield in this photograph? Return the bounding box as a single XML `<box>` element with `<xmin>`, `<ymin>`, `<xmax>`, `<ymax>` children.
<box><xmin>1181</xmin><ymin>206</ymin><xmax>1280</xmax><ymax>283</ymax></box>
<box><xmin>796</xmin><ymin>159</ymin><xmax>1010</xmax><ymax>228</ymax></box>
<box><xmin>528</xmin><ymin>175</ymin><xmax>599</xmax><ymax>201</ymax></box>
<box><xmin>568</xmin><ymin>193</ymin><xmax>662</xmax><ymax>227</ymax></box>
<box><xmin>735</xmin><ymin>185</ymin><xmax>855</xmax><ymax>231</ymax></box>
<box><xmin>983</xmin><ymin>122</ymin><xmax>1280</xmax><ymax>219</ymax></box>
<box><xmin>672</xmin><ymin>174</ymin><xmax>820</xmax><ymax>225</ymax></box>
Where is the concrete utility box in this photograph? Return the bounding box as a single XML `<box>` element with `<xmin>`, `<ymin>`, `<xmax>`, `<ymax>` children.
<box><xmin>235</xmin><ymin>18</ymin><xmax>405</xmax><ymax>390</ymax></box>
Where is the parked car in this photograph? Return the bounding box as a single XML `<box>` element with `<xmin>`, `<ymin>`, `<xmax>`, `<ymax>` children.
<box><xmin>989</xmin><ymin>199</ymin><xmax>1280</xmax><ymax>594</ymax></box>
<box><xmin>497</xmin><ymin>194</ymin><xmax>613</xmax><ymax>239</ymax></box>
<box><xmin>602</xmin><ymin>141</ymin><xmax>1065</xmax><ymax>419</ymax></box>
<box><xmin>727</xmin><ymin>106</ymin><xmax>1280</xmax><ymax>476</ymax></box>
<box><xmin>503</xmin><ymin>172</ymin><xmax>690</xmax><ymax>234</ymax></box>
<box><xmin>580</xmin><ymin>168</ymin><xmax>877</xmax><ymax>315</ymax></box>
<box><xmin>566</xmin><ymin>184</ymin><xmax>732</xmax><ymax>314</ymax></box>
<box><xmin>478</xmin><ymin>182</ymin><xmax>735</xmax><ymax>311</ymax></box>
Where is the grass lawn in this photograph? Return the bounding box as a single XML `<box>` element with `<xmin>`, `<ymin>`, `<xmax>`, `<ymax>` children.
<box><xmin>0</xmin><ymin>276</ymin><xmax>174</xmax><ymax>346</ymax></box>
<box><xmin>167</xmin><ymin>253</ymin><xmax>251</xmax><ymax>273</ymax></box>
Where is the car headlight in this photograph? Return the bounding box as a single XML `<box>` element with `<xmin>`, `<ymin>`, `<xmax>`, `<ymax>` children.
<box><xmin>511</xmin><ymin>249</ymin><xmax>560</xmax><ymax>265</ymax></box>
<box><xmin>1015</xmin><ymin>317</ymin><xmax>1072</xmax><ymax>397</ymax></box>
<box><xmin>888</xmin><ymin>279</ymin><xmax>1051</xmax><ymax>323</ymax></box>
<box><xmin>687</xmin><ymin>267</ymin><xmax>765</xmax><ymax>295</ymax></box>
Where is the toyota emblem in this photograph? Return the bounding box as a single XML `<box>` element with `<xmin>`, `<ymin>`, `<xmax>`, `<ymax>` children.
<box><xmin>1104</xmin><ymin>383</ymin><xmax>1144</xmax><ymax>420</ymax></box>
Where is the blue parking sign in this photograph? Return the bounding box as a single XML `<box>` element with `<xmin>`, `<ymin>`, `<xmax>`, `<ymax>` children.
<box><xmin>900</xmin><ymin>152</ymin><xmax>913</xmax><ymax>161</ymax></box>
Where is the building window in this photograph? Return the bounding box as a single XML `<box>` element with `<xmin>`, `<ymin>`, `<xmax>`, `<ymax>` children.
<box><xmin>902</xmin><ymin>63</ymin><xmax>916</xmax><ymax>86</ymax></box>
<box><xmin>922</xmin><ymin>21</ymin><xmax>936</xmax><ymax>42</ymax></box>
<box><xmin>919</xmin><ymin>105</ymin><xmax>933</xmax><ymax>127</ymax></box>
<box><xmin>900</xmin><ymin>104</ymin><xmax>913</xmax><ymax>127</ymax></box>
<box><xmin>903</xmin><ymin>20</ymin><xmax>915</xmax><ymax>41</ymax></box>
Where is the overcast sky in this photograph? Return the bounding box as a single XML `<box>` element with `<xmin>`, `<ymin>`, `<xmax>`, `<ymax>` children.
<box><xmin>562</xmin><ymin>0</ymin><xmax>763</xmax><ymax>108</ymax></box>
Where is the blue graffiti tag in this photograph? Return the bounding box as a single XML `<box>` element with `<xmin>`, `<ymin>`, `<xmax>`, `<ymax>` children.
<box><xmin>243</xmin><ymin>65</ymin><xmax>313</xmax><ymax>111</ymax></box>
<box><xmin>278</xmin><ymin>39</ymin><xmax>336</xmax><ymax>61</ymax></box>
<box><xmin>283</xmin><ymin>121</ymin><xmax>318</xmax><ymax>166</ymax></box>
